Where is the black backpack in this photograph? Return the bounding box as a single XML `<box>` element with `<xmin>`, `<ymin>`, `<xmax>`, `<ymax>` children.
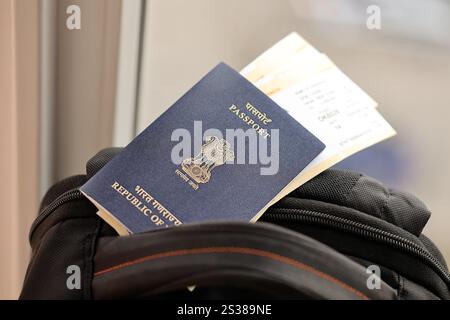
<box><xmin>20</xmin><ymin>148</ymin><xmax>450</xmax><ymax>300</ymax></box>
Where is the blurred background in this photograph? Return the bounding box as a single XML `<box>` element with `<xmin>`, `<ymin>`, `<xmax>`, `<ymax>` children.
<box><xmin>1</xmin><ymin>0</ymin><xmax>449</xmax><ymax>299</ymax></box>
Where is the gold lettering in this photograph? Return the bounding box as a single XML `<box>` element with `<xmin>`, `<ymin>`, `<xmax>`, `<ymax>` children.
<box><xmin>110</xmin><ymin>182</ymin><xmax>182</xmax><ymax>227</ymax></box>
<box><xmin>228</xmin><ymin>103</ymin><xmax>272</xmax><ymax>139</ymax></box>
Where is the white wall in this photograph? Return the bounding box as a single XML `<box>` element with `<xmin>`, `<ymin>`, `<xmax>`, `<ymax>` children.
<box><xmin>136</xmin><ymin>0</ymin><xmax>299</xmax><ymax>132</ymax></box>
<box><xmin>53</xmin><ymin>0</ymin><xmax>122</xmax><ymax>180</ymax></box>
<box><xmin>0</xmin><ymin>0</ymin><xmax>40</xmax><ymax>299</ymax></box>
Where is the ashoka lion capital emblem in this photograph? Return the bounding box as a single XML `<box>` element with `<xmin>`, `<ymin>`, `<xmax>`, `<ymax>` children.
<box><xmin>181</xmin><ymin>136</ymin><xmax>234</xmax><ymax>184</ymax></box>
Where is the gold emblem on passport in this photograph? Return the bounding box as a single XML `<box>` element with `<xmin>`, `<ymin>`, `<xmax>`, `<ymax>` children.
<box><xmin>181</xmin><ymin>136</ymin><xmax>235</xmax><ymax>184</ymax></box>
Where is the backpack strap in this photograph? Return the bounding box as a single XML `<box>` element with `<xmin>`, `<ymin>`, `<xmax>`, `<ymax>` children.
<box><xmin>92</xmin><ymin>222</ymin><xmax>396</xmax><ymax>299</ymax></box>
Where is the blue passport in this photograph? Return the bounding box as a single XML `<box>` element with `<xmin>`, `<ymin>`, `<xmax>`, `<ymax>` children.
<box><xmin>81</xmin><ymin>63</ymin><xmax>325</xmax><ymax>235</ymax></box>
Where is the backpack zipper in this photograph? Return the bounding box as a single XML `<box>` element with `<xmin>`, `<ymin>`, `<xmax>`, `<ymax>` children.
<box><xmin>30</xmin><ymin>190</ymin><xmax>450</xmax><ymax>286</ymax></box>
<box><xmin>263</xmin><ymin>208</ymin><xmax>450</xmax><ymax>284</ymax></box>
<box><xmin>30</xmin><ymin>188</ymin><xmax>85</xmax><ymax>241</ymax></box>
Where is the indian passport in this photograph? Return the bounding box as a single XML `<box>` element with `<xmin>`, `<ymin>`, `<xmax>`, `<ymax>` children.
<box><xmin>81</xmin><ymin>63</ymin><xmax>325</xmax><ymax>235</ymax></box>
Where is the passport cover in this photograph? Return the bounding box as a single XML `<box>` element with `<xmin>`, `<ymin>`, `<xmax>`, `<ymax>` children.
<box><xmin>81</xmin><ymin>63</ymin><xmax>325</xmax><ymax>234</ymax></box>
